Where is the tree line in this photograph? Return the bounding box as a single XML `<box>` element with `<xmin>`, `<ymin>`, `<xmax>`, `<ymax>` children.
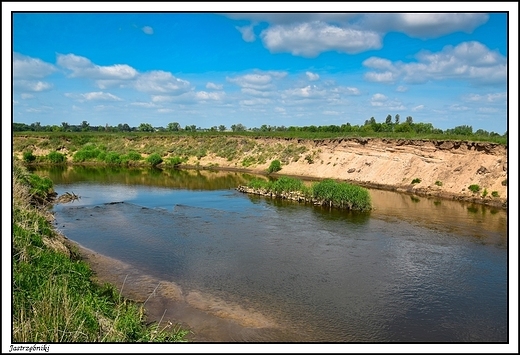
<box><xmin>12</xmin><ymin>115</ymin><xmax>506</xmax><ymax>139</ymax></box>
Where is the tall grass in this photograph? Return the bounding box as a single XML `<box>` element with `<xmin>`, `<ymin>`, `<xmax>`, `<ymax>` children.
<box><xmin>246</xmin><ymin>176</ymin><xmax>371</xmax><ymax>211</ymax></box>
<box><xmin>12</xmin><ymin>160</ymin><xmax>188</xmax><ymax>342</ymax></box>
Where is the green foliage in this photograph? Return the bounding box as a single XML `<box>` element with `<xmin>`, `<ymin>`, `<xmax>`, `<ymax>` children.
<box><xmin>491</xmin><ymin>191</ymin><xmax>499</xmax><ymax>198</ymax></box>
<box><xmin>27</xmin><ymin>174</ymin><xmax>54</xmax><ymax>199</ymax></box>
<box><xmin>501</xmin><ymin>179</ymin><xmax>507</xmax><ymax>186</ymax></box>
<box><xmin>411</xmin><ymin>178</ymin><xmax>421</xmax><ymax>184</ymax></box>
<box><xmin>311</xmin><ymin>179</ymin><xmax>372</xmax><ymax>211</ymax></box>
<box><xmin>267</xmin><ymin>160</ymin><xmax>282</xmax><ymax>174</ymax></box>
<box><xmin>435</xmin><ymin>180</ymin><xmax>443</xmax><ymax>186</ymax></box>
<box><xmin>104</xmin><ymin>152</ymin><xmax>122</xmax><ymax>165</ymax></box>
<box><xmin>166</xmin><ymin>156</ymin><xmax>186</xmax><ymax>166</ymax></box>
<box><xmin>23</xmin><ymin>150</ymin><xmax>36</xmax><ymax>163</ymax></box>
<box><xmin>122</xmin><ymin>151</ymin><xmax>142</xmax><ymax>162</ymax></box>
<box><xmin>12</xmin><ymin>162</ymin><xmax>188</xmax><ymax>342</ymax></box>
<box><xmin>146</xmin><ymin>153</ymin><xmax>163</xmax><ymax>166</ymax></box>
<box><xmin>46</xmin><ymin>151</ymin><xmax>66</xmax><ymax>164</ymax></box>
<box><xmin>468</xmin><ymin>184</ymin><xmax>480</xmax><ymax>193</ymax></box>
<box><xmin>482</xmin><ymin>188</ymin><xmax>488</xmax><ymax>198</ymax></box>
<box><xmin>73</xmin><ymin>145</ymin><xmax>103</xmax><ymax>162</ymax></box>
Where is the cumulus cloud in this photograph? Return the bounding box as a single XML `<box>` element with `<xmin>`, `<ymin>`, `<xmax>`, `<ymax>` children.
<box><xmin>15</xmin><ymin>80</ymin><xmax>53</xmax><ymax>92</ymax></box>
<box><xmin>80</xmin><ymin>91</ymin><xmax>123</xmax><ymax>101</ymax></box>
<box><xmin>195</xmin><ymin>91</ymin><xmax>225</xmax><ymax>101</ymax></box>
<box><xmin>228</xmin><ymin>73</ymin><xmax>277</xmax><ymax>90</ymax></box>
<box><xmin>206</xmin><ymin>82</ymin><xmax>223</xmax><ymax>90</ymax></box>
<box><xmin>363</xmin><ymin>41</ymin><xmax>506</xmax><ymax>85</ymax></box>
<box><xmin>465</xmin><ymin>92</ymin><xmax>507</xmax><ymax>102</ymax></box>
<box><xmin>13</xmin><ymin>53</ymin><xmax>56</xmax><ymax>79</ymax></box>
<box><xmin>142</xmin><ymin>26</ymin><xmax>154</xmax><ymax>35</ymax></box>
<box><xmin>370</xmin><ymin>93</ymin><xmax>388</xmax><ymax>106</ymax></box>
<box><xmin>134</xmin><ymin>71</ymin><xmax>191</xmax><ymax>94</ymax></box>
<box><xmin>57</xmin><ymin>53</ymin><xmax>138</xmax><ymax>80</ymax></box>
<box><xmin>240</xmin><ymin>98</ymin><xmax>272</xmax><ymax>106</ymax></box>
<box><xmin>261</xmin><ymin>21</ymin><xmax>382</xmax><ymax>57</ymax></box>
<box><xmin>236</xmin><ymin>25</ymin><xmax>256</xmax><ymax>42</ymax></box>
<box><xmin>306</xmin><ymin>71</ymin><xmax>320</xmax><ymax>81</ymax></box>
<box><xmin>412</xmin><ymin>105</ymin><xmax>425</xmax><ymax>111</ymax></box>
<box><xmin>282</xmin><ymin>85</ymin><xmax>327</xmax><ymax>100</ymax></box>
<box><xmin>229</xmin><ymin>13</ymin><xmax>488</xmax><ymax>57</ymax></box>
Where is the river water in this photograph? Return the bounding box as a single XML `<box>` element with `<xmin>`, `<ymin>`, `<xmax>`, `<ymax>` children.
<box><xmin>32</xmin><ymin>166</ymin><xmax>508</xmax><ymax>342</ymax></box>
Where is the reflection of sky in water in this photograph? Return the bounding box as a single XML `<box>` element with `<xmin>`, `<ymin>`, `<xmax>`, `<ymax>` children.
<box><xmin>54</xmin><ymin>185</ymin><xmax>507</xmax><ymax>342</ymax></box>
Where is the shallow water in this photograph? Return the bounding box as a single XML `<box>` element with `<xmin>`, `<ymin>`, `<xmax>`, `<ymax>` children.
<box><xmin>35</xmin><ymin>166</ymin><xmax>508</xmax><ymax>342</ymax></box>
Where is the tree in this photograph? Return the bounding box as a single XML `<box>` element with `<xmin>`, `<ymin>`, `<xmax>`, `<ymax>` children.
<box><xmin>385</xmin><ymin>114</ymin><xmax>392</xmax><ymax>125</ymax></box>
<box><xmin>61</xmin><ymin>122</ymin><xmax>70</xmax><ymax>131</ymax></box>
<box><xmin>218</xmin><ymin>125</ymin><xmax>226</xmax><ymax>132</ymax></box>
<box><xmin>138</xmin><ymin>123</ymin><xmax>154</xmax><ymax>132</ymax></box>
<box><xmin>394</xmin><ymin>114</ymin><xmax>400</xmax><ymax>125</ymax></box>
<box><xmin>80</xmin><ymin>120</ymin><xmax>90</xmax><ymax>132</ymax></box>
<box><xmin>167</xmin><ymin>122</ymin><xmax>181</xmax><ymax>131</ymax></box>
<box><xmin>406</xmin><ymin>116</ymin><xmax>413</xmax><ymax>124</ymax></box>
<box><xmin>231</xmin><ymin>123</ymin><xmax>246</xmax><ymax>132</ymax></box>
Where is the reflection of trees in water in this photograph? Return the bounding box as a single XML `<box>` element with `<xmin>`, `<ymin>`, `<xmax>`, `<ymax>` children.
<box><xmin>31</xmin><ymin>165</ymin><xmax>256</xmax><ymax>191</ymax></box>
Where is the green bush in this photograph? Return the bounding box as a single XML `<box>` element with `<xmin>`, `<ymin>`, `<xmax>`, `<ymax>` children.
<box><xmin>411</xmin><ymin>178</ymin><xmax>421</xmax><ymax>184</ymax></box>
<box><xmin>312</xmin><ymin>179</ymin><xmax>371</xmax><ymax>211</ymax></box>
<box><xmin>491</xmin><ymin>191</ymin><xmax>499</xmax><ymax>198</ymax></box>
<box><xmin>468</xmin><ymin>184</ymin><xmax>480</xmax><ymax>193</ymax></box>
<box><xmin>435</xmin><ymin>180</ymin><xmax>443</xmax><ymax>186</ymax></box>
<box><xmin>125</xmin><ymin>151</ymin><xmax>142</xmax><ymax>161</ymax></box>
<box><xmin>146</xmin><ymin>153</ymin><xmax>163</xmax><ymax>166</ymax></box>
<box><xmin>46</xmin><ymin>151</ymin><xmax>66</xmax><ymax>164</ymax></box>
<box><xmin>104</xmin><ymin>152</ymin><xmax>122</xmax><ymax>165</ymax></box>
<box><xmin>267</xmin><ymin>160</ymin><xmax>282</xmax><ymax>174</ymax></box>
<box><xmin>166</xmin><ymin>156</ymin><xmax>186</xmax><ymax>166</ymax></box>
<box><xmin>23</xmin><ymin>150</ymin><xmax>36</xmax><ymax>163</ymax></box>
<box><xmin>501</xmin><ymin>179</ymin><xmax>507</xmax><ymax>186</ymax></box>
<box><xmin>73</xmin><ymin>145</ymin><xmax>103</xmax><ymax>162</ymax></box>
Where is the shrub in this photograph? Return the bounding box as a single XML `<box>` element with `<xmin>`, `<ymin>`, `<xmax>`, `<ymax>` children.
<box><xmin>468</xmin><ymin>184</ymin><xmax>480</xmax><ymax>193</ymax></box>
<box><xmin>435</xmin><ymin>180</ymin><xmax>443</xmax><ymax>186</ymax></box>
<box><xmin>104</xmin><ymin>152</ymin><xmax>122</xmax><ymax>165</ymax></box>
<box><xmin>125</xmin><ymin>151</ymin><xmax>142</xmax><ymax>161</ymax></box>
<box><xmin>501</xmin><ymin>179</ymin><xmax>507</xmax><ymax>186</ymax></box>
<box><xmin>146</xmin><ymin>153</ymin><xmax>163</xmax><ymax>166</ymax></box>
<box><xmin>411</xmin><ymin>178</ymin><xmax>421</xmax><ymax>184</ymax></box>
<box><xmin>23</xmin><ymin>150</ymin><xmax>36</xmax><ymax>163</ymax></box>
<box><xmin>482</xmin><ymin>188</ymin><xmax>488</xmax><ymax>197</ymax></box>
<box><xmin>491</xmin><ymin>191</ymin><xmax>499</xmax><ymax>198</ymax></box>
<box><xmin>167</xmin><ymin>156</ymin><xmax>186</xmax><ymax>166</ymax></box>
<box><xmin>267</xmin><ymin>160</ymin><xmax>282</xmax><ymax>174</ymax></box>
<box><xmin>46</xmin><ymin>151</ymin><xmax>66</xmax><ymax>164</ymax></box>
<box><xmin>312</xmin><ymin>179</ymin><xmax>371</xmax><ymax>211</ymax></box>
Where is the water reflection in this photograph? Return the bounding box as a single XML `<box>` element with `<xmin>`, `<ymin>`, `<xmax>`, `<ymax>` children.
<box><xmin>33</xmin><ymin>166</ymin><xmax>507</xmax><ymax>342</ymax></box>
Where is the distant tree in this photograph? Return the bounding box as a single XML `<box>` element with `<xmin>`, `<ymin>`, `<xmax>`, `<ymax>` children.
<box><xmin>385</xmin><ymin>114</ymin><xmax>392</xmax><ymax>125</ymax></box>
<box><xmin>167</xmin><ymin>122</ymin><xmax>181</xmax><ymax>131</ymax></box>
<box><xmin>394</xmin><ymin>114</ymin><xmax>400</xmax><ymax>125</ymax></box>
<box><xmin>406</xmin><ymin>116</ymin><xmax>413</xmax><ymax>124</ymax></box>
<box><xmin>31</xmin><ymin>122</ymin><xmax>42</xmax><ymax>131</ymax></box>
<box><xmin>231</xmin><ymin>123</ymin><xmax>246</xmax><ymax>132</ymax></box>
<box><xmin>369</xmin><ymin>117</ymin><xmax>376</xmax><ymax>125</ymax></box>
<box><xmin>138</xmin><ymin>123</ymin><xmax>154</xmax><ymax>132</ymax></box>
<box><xmin>218</xmin><ymin>125</ymin><xmax>226</xmax><ymax>132</ymax></box>
<box><xmin>80</xmin><ymin>120</ymin><xmax>90</xmax><ymax>132</ymax></box>
<box><xmin>61</xmin><ymin>122</ymin><xmax>70</xmax><ymax>131</ymax></box>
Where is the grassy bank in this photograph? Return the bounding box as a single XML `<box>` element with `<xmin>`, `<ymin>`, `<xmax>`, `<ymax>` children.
<box><xmin>243</xmin><ymin>176</ymin><xmax>372</xmax><ymax>212</ymax></box>
<box><xmin>11</xmin><ymin>160</ymin><xmax>188</xmax><ymax>342</ymax></box>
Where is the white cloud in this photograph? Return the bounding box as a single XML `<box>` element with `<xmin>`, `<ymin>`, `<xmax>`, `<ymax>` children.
<box><xmin>13</xmin><ymin>53</ymin><xmax>56</xmax><ymax>79</ymax></box>
<box><xmin>227</xmin><ymin>73</ymin><xmax>275</xmax><ymax>90</ymax></box>
<box><xmin>142</xmin><ymin>26</ymin><xmax>153</xmax><ymax>35</ymax></box>
<box><xmin>230</xmin><ymin>13</ymin><xmax>488</xmax><ymax>57</ymax></box>
<box><xmin>15</xmin><ymin>80</ymin><xmax>53</xmax><ymax>92</ymax></box>
<box><xmin>130</xmin><ymin>102</ymin><xmax>156</xmax><ymax>108</ymax></box>
<box><xmin>261</xmin><ymin>21</ymin><xmax>382</xmax><ymax>57</ymax></box>
<box><xmin>57</xmin><ymin>53</ymin><xmax>138</xmax><ymax>80</ymax></box>
<box><xmin>282</xmin><ymin>85</ymin><xmax>327</xmax><ymax>100</ymax></box>
<box><xmin>195</xmin><ymin>91</ymin><xmax>225</xmax><ymax>101</ymax></box>
<box><xmin>236</xmin><ymin>25</ymin><xmax>255</xmax><ymax>42</ymax></box>
<box><xmin>396</xmin><ymin>86</ymin><xmax>408</xmax><ymax>92</ymax></box>
<box><xmin>134</xmin><ymin>71</ymin><xmax>191</xmax><ymax>94</ymax></box>
<box><xmin>465</xmin><ymin>92</ymin><xmax>507</xmax><ymax>103</ymax></box>
<box><xmin>240</xmin><ymin>98</ymin><xmax>272</xmax><ymax>106</ymax></box>
<box><xmin>157</xmin><ymin>108</ymin><xmax>174</xmax><ymax>113</ymax></box>
<box><xmin>412</xmin><ymin>105</ymin><xmax>425</xmax><ymax>111</ymax></box>
<box><xmin>323</xmin><ymin>110</ymin><xmax>341</xmax><ymax>115</ymax></box>
<box><xmin>363</xmin><ymin>41</ymin><xmax>506</xmax><ymax>85</ymax></box>
<box><xmin>81</xmin><ymin>91</ymin><xmax>123</xmax><ymax>101</ymax></box>
<box><xmin>331</xmin><ymin>86</ymin><xmax>361</xmax><ymax>96</ymax></box>
<box><xmin>241</xmin><ymin>88</ymin><xmax>272</xmax><ymax>97</ymax></box>
<box><xmin>20</xmin><ymin>93</ymin><xmax>34</xmax><ymax>99</ymax></box>
<box><xmin>306</xmin><ymin>71</ymin><xmax>319</xmax><ymax>81</ymax></box>
<box><xmin>206</xmin><ymin>82</ymin><xmax>223</xmax><ymax>90</ymax></box>
<box><xmin>449</xmin><ymin>104</ymin><xmax>470</xmax><ymax>111</ymax></box>
<box><xmin>370</xmin><ymin>93</ymin><xmax>388</xmax><ymax>107</ymax></box>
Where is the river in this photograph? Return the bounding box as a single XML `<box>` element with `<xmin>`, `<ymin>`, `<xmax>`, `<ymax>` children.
<box><xmin>31</xmin><ymin>165</ymin><xmax>508</xmax><ymax>343</ymax></box>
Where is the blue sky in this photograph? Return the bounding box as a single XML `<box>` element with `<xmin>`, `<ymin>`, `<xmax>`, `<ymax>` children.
<box><xmin>6</xmin><ymin>3</ymin><xmax>517</xmax><ymax>134</ymax></box>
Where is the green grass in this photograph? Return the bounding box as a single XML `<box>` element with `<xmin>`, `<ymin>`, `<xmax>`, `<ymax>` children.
<box><xmin>468</xmin><ymin>184</ymin><xmax>481</xmax><ymax>193</ymax></box>
<box><xmin>411</xmin><ymin>178</ymin><xmax>421</xmax><ymax>184</ymax></box>
<box><xmin>12</xmin><ymin>160</ymin><xmax>189</xmax><ymax>343</ymax></box>
<box><xmin>267</xmin><ymin>160</ymin><xmax>282</xmax><ymax>174</ymax></box>
<box><xmin>246</xmin><ymin>176</ymin><xmax>371</xmax><ymax>212</ymax></box>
